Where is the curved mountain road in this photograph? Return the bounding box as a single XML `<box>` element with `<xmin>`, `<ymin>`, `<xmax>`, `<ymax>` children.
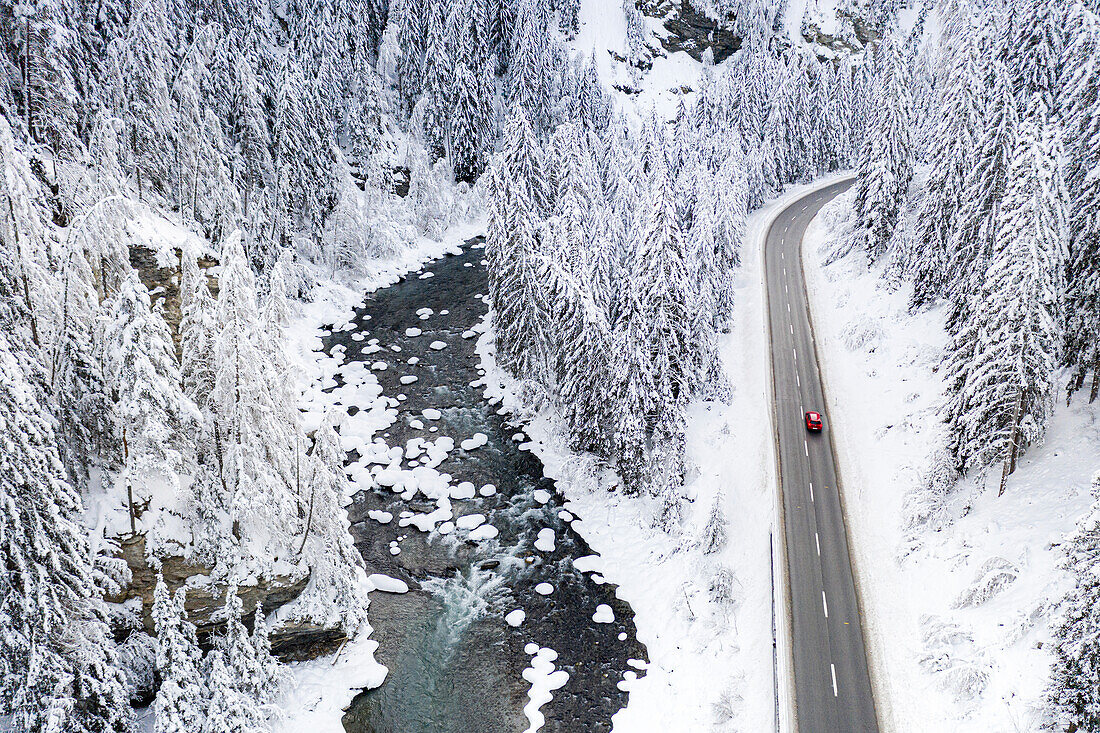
<box><xmin>764</xmin><ymin>179</ymin><xmax>879</xmax><ymax>733</ymax></box>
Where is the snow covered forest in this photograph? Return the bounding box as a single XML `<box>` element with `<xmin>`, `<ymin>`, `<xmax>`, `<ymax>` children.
<box><xmin>835</xmin><ymin>0</ymin><xmax>1100</xmax><ymax>729</ymax></box>
<box><xmin>4</xmin><ymin>0</ymin><xmax>1100</xmax><ymax>728</ymax></box>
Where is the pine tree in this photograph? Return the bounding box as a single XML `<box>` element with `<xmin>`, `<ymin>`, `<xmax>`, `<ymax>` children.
<box><xmin>97</xmin><ymin>271</ymin><xmax>192</xmax><ymax>536</ymax></box>
<box><xmin>1062</xmin><ymin>3</ymin><xmax>1100</xmax><ymax>400</ymax></box>
<box><xmin>289</xmin><ymin>412</ymin><xmax>370</xmax><ymax>631</ymax></box>
<box><xmin>0</xmin><ymin>336</ymin><xmax>133</xmax><ymax>733</ymax></box>
<box><xmin>180</xmin><ymin>246</ymin><xmax>217</xmax><ymax>407</ymax></box>
<box><xmin>115</xmin><ymin>0</ymin><xmax>176</xmax><ymax>199</ymax></box>
<box><xmin>153</xmin><ymin>578</ymin><xmax>205</xmax><ymax>733</ymax></box>
<box><xmin>908</xmin><ymin>1</ymin><xmax>986</xmax><ymax>306</ymax></box>
<box><xmin>944</xmin><ymin>107</ymin><xmax>1065</xmax><ymax>479</ymax></box>
<box><xmin>851</xmin><ymin>35</ymin><xmax>913</xmax><ymax>262</ymax></box>
<box><xmin>944</xmin><ymin>59</ymin><xmax>1018</xmax><ymax>335</ymax></box>
<box><xmin>202</xmin><ymin>649</ymin><xmax>269</xmax><ymax>733</ymax></box>
<box><xmin>1049</xmin><ymin>473</ymin><xmax>1100</xmax><ymax>732</ymax></box>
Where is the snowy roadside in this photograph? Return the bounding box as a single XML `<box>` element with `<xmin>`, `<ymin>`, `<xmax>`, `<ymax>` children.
<box><xmin>476</xmin><ymin>175</ymin><xmax>850</xmax><ymax>733</ymax></box>
<box><xmin>274</xmin><ymin>217</ymin><xmax>484</xmax><ymax>733</ymax></box>
<box><xmin>802</xmin><ymin>193</ymin><xmax>1100</xmax><ymax>731</ymax></box>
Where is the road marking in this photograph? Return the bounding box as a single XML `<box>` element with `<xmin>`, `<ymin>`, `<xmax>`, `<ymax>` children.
<box><xmin>822</xmin><ymin>591</ymin><xmax>829</xmax><ymax>618</ymax></box>
<box><xmin>809</xmin><ymin>482</ymin><xmax>814</xmax><ymax>501</ymax></box>
<box><xmin>785</xmin><ymin>283</ymin><xmax>788</xmax><ymax>293</ymax></box>
<box><xmin>789</xmin><ymin>323</ymin><xmax>793</xmax><ymax>334</ymax></box>
<box><xmin>815</xmin><ymin>532</ymin><xmax>821</xmax><ymax>554</ymax></box>
<box><xmin>793</xmin><ymin>348</ymin><xmax>797</xmax><ymax>360</ymax></box>
<box><xmin>831</xmin><ymin>664</ymin><xmax>838</xmax><ymax>697</ymax></box>
<box><xmin>796</xmin><ymin>374</ymin><xmax>800</xmax><ymax>387</ymax></box>
<box><xmin>804</xmin><ymin>440</ymin><xmax>809</xmax><ymax>456</ymax></box>
<box><xmin>783</xmin><ymin>266</ymin><xmax>787</xmax><ymax>277</ymax></box>
<box><xmin>787</xmin><ymin>302</ymin><xmax>790</xmax><ymax>312</ymax></box>
<box><xmin>781</xmin><ymin>251</ymin><xmax>785</xmax><ymax>259</ymax></box>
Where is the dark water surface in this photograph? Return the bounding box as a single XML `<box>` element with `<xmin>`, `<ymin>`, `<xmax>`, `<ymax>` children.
<box><xmin>323</xmin><ymin>239</ymin><xmax>647</xmax><ymax>733</ymax></box>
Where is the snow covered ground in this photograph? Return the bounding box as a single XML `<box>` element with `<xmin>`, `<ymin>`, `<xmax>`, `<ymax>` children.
<box><xmin>803</xmin><ymin>192</ymin><xmax>1100</xmax><ymax>732</ymax></box>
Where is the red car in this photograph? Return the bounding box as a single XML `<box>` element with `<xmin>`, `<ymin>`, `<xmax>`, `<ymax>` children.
<box><xmin>805</xmin><ymin>411</ymin><xmax>823</xmax><ymax>432</ymax></box>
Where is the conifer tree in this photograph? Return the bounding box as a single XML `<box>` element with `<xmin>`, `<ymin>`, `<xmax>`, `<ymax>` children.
<box><xmin>1062</xmin><ymin>3</ymin><xmax>1100</xmax><ymax>400</ymax></box>
<box><xmin>909</xmin><ymin>1</ymin><xmax>986</xmax><ymax>306</ymax></box>
<box><xmin>1049</xmin><ymin>473</ymin><xmax>1100</xmax><ymax>731</ymax></box>
<box><xmin>851</xmin><ymin>35</ymin><xmax>913</xmax><ymax>261</ymax></box>
<box><xmin>943</xmin><ymin>107</ymin><xmax>1065</xmax><ymax>479</ymax></box>
<box><xmin>153</xmin><ymin>578</ymin><xmax>205</xmax><ymax>733</ymax></box>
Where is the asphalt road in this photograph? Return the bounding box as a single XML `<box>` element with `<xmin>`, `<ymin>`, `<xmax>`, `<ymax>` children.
<box><xmin>764</xmin><ymin>179</ymin><xmax>879</xmax><ymax>733</ymax></box>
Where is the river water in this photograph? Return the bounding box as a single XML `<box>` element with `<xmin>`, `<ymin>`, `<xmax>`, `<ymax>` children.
<box><xmin>322</xmin><ymin>239</ymin><xmax>647</xmax><ymax>732</ymax></box>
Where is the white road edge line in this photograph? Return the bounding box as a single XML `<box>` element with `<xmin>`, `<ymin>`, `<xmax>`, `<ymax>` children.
<box><xmin>822</xmin><ymin>591</ymin><xmax>829</xmax><ymax>618</ymax></box>
<box><xmin>831</xmin><ymin>664</ymin><xmax>838</xmax><ymax>697</ymax></box>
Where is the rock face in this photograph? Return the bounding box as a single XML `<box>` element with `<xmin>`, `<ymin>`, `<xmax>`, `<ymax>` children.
<box><xmin>640</xmin><ymin>0</ymin><xmax>741</xmax><ymax>64</ymax></box>
<box><xmin>106</xmin><ymin>535</ymin><xmax>331</xmax><ymax>658</ymax></box>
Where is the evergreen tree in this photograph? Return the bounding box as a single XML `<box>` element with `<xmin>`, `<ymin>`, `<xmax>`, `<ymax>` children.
<box><xmin>1049</xmin><ymin>473</ymin><xmax>1100</xmax><ymax>732</ymax></box>
<box><xmin>153</xmin><ymin>578</ymin><xmax>205</xmax><ymax>733</ymax></box>
<box><xmin>851</xmin><ymin>35</ymin><xmax>913</xmax><ymax>262</ymax></box>
<box><xmin>1062</xmin><ymin>3</ymin><xmax>1100</xmax><ymax>400</ymax></box>
<box><xmin>289</xmin><ymin>412</ymin><xmax>371</xmax><ymax>630</ymax></box>
<box><xmin>944</xmin><ymin>107</ymin><xmax>1065</xmax><ymax>478</ymax></box>
<box><xmin>97</xmin><ymin>271</ymin><xmax>192</xmax><ymax>536</ymax></box>
<box><xmin>908</xmin><ymin>1</ymin><xmax>986</xmax><ymax>306</ymax></box>
<box><xmin>0</xmin><ymin>336</ymin><xmax>132</xmax><ymax>733</ymax></box>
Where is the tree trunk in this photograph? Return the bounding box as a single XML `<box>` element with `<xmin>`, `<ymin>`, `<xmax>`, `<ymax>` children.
<box><xmin>124</xmin><ymin>426</ymin><xmax>136</xmax><ymax>535</ymax></box>
<box><xmin>998</xmin><ymin>389</ymin><xmax>1023</xmax><ymax>497</ymax></box>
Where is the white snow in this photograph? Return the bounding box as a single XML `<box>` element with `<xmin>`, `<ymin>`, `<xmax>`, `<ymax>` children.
<box><xmin>467</xmin><ymin>524</ymin><xmax>499</xmax><ymax>541</ymax></box>
<box><xmin>521</xmin><ymin>647</ymin><xmax>570</xmax><ymax>733</ymax></box>
<box><xmin>429</xmin><ymin>340</ymin><xmax>448</xmax><ymax>350</ymax></box>
<box><xmin>399</xmin><ymin>375</ymin><xmax>418</xmax><ymax>385</ymax></box>
<box><xmin>479</xmin><ymin>484</ymin><xmax>497</xmax><ymax>497</ymax></box>
<box><xmin>460</xmin><ymin>433</ymin><xmax>488</xmax><ymax>451</ymax></box>
<box><xmin>367</xmin><ymin>510</ymin><xmax>393</xmax><ymax>524</ymax></box>
<box><xmin>535</xmin><ymin>528</ymin><xmax>556</xmax><ymax>553</ymax></box>
<box><xmin>422</xmin><ymin>408</ymin><xmax>442</xmax><ymax>420</ymax></box>
<box><xmin>456</xmin><ymin>513</ymin><xmax>486</xmax><ymax>530</ymax></box>
<box><xmin>404</xmin><ymin>327</ymin><xmax>422</xmax><ymax>337</ymax></box>
<box><xmin>534</xmin><ymin>583</ymin><xmax>554</xmax><ymax>596</ymax></box>
<box><xmin>593</xmin><ymin>604</ymin><xmax>615</xmax><ymax>624</ymax></box>
<box><xmin>532</xmin><ymin>489</ymin><xmax>551</xmax><ymax>505</ymax></box>
<box><xmin>803</xmin><ymin>188</ymin><xmax>1099</xmax><ymax>732</ymax></box>
<box><xmin>367</xmin><ymin>574</ymin><xmax>409</xmax><ymax>594</ymax></box>
<box><xmin>506</xmin><ymin>609</ymin><xmax>527</xmax><ymax>627</ymax></box>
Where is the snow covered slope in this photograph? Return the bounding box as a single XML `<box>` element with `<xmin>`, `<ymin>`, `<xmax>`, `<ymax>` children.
<box><xmin>803</xmin><ymin>190</ymin><xmax>1099</xmax><ymax>732</ymax></box>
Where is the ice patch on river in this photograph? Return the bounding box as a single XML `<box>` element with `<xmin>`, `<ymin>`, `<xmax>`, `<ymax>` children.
<box><xmin>522</xmin><ymin>646</ymin><xmax>570</xmax><ymax>733</ymax></box>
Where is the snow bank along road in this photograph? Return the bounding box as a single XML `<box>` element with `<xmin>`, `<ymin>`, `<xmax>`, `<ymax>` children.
<box><xmin>764</xmin><ymin>178</ymin><xmax>878</xmax><ymax>732</ymax></box>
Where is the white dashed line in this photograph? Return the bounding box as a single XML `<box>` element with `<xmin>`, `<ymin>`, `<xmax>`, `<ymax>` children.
<box><xmin>785</xmin><ymin>283</ymin><xmax>789</xmax><ymax>293</ymax></box>
<box><xmin>831</xmin><ymin>664</ymin><xmax>838</xmax><ymax>697</ymax></box>
<box><xmin>809</xmin><ymin>482</ymin><xmax>814</xmax><ymax>501</ymax></box>
<box><xmin>822</xmin><ymin>591</ymin><xmax>829</xmax><ymax>618</ymax></box>
<box><xmin>815</xmin><ymin>532</ymin><xmax>821</xmax><ymax>554</ymax></box>
<box><xmin>796</xmin><ymin>374</ymin><xmax>800</xmax><ymax>387</ymax></box>
<box><xmin>804</xmin><ymin>440</ymin><xmax>809</xmax><ymax>456</ymax></box>
<box><xmin>789</xmin><ymin>323</ymin><xmax>794</xmax><ymax>334</ymax></box>
<box><xmin>793</xmin><ymin>348</ymin><xmax>797</xmax><ymax>360</ymax></box>
<box><xmin>787</xmin><ymin>302</ymin><xmax>791</xmax><ymax>312</ymax></box>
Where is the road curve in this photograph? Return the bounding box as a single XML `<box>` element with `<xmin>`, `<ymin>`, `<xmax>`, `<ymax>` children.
<box><xmin>764</xmin><ymin>179</ymin><xmax>879</xmax><ymax>733</ymax></box>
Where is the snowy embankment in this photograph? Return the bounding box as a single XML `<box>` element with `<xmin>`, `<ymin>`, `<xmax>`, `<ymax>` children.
<box><xmin>273</xmin><ymin>218</ymin><xmax>484</xmax><ymax>733</ymax></box>
<box><xmin>477</xmin><ymin>175</ymin><xmax>848</xmax><ymax>732</ymax></box>
<box><xmin>803</xmin><ymin>192</ymin><xmax>1100</xmax><ymax>732</ymax></box>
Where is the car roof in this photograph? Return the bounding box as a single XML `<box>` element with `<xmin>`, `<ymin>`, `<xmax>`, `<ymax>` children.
<box><xmin>807</xmin><ymin>411</ymin><xmax>820</xmax><ymax>418</ymax></box>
